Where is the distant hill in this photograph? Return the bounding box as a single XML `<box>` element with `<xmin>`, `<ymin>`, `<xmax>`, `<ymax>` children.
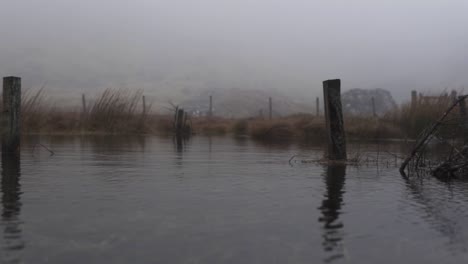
<box><xmin>181</xmin><ymin>88</ymin><xmax>313</xmax><ymax>118</ymax></box>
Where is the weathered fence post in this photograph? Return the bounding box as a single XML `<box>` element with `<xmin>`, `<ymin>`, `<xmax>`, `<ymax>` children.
<box><xmin>2</xmin><ymin>77</ymin><xmax>21</xmax><ymax>154</ymax></box>
<box><xmin>411</xmin><ymin>90</ymin><xmax>417</xmax><ymax>113</ymax></box>
<box><xmin>323</xmin><ymin>79</ymin><xmax>347</xmax><ymax>160</ymax></box>
<box><xmin>82</xmin><ymin>94</ymin><xmax>87</xmax><ymax>114</ymax></box>
<box><xmin>209</xmin><ymin>95</ymin><xmax>213</xmax><ymax>118</ymax></box>
<box><xmin>268</xmin><ymin>97</ymin><xmax>272</xmax><ymax>120</ymax></box>
<box><xmin>371</xmin><ymin>96</ymin><xmax>377</xmax><ymax>117</ymax></box>
<box><xmin>316</xmin><ymin>97</ymin><xmax>320</xmax><ymax>117</ymax></box>
<box><xmin>176</xmin><ymin>109</ymin><xmax>184</xmax><ymax>133</ymax></box>
<box><xmin>81</xmin><ymin>94</ymin><xmax>88</xmax><ymax>130</ymax></box>
<box><xmin>459</xmin><ymin>96</ymin><xmax>468</xmax><ymax>143</ymax></box>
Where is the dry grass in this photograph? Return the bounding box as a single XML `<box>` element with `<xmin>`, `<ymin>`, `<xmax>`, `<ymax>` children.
<box><xmin>191</xmin><ymin>117</ymin><xmax>232</xmax><ymax>135</ymax></box>
<box><xmin>84</xmin><ymin>89</ymin><xmax>145</xmax><ymax>133</ymax></box>
<box><xmin>17</xmin><ymin>88</ymin><xmax>151</xmax><ymax>134</ymax></box>
<box><xmin>345</xmin><ymin>116</ymin><xmax>402</xmax><ymax>140</ymax></box>
<box><xmin>248</xmin><ymin>114</ymin><xmax>325</xmax><ymax>141</ymax></box>
<box><xmin>232</xmin><ymin>119</ymin><xmax>249</xmax><ymax>136</ymax></box>
<box><xmin>382</xmin><ymin>93</ymin><xmax>456</xmax><ymax>138</ymax></box>
<box><xmin>0</xmin><ymin>89</ymin><xmax>456</xmax><ymax>141</ymax></box>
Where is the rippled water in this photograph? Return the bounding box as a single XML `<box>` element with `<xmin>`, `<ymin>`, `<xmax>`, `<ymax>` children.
<box><xmin>1</xmin><ymin>135</ymin><xmax>468</xmax><ymax>263</ymax></box>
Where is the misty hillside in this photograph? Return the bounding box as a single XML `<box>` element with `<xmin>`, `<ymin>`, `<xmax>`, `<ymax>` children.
<box><xmin>181</xmin><ymin>88</ymin><xmax>314</xmax><ymax>118</ymax></box>
<box><xmin>2</xmin><ymin>1</ymin><xmax>468</xmax><ymax>103</ymax></box>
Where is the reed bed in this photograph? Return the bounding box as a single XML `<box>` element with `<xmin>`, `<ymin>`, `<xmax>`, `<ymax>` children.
<box><xmin>1</xmin><ymin>89</ymin><xmax>457</xmax><ymax>142</ymax></box>
<box><xmin>18</xmin><ymin>88</ymin><xmax>153</xmax><ymax>134</ymax></box>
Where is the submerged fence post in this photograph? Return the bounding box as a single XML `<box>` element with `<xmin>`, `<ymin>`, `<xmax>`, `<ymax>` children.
<box><xmin>209</xmin><ymin>95</ymin><xmax>213</xmax><ymax>118</ymax></box>
<box><xmin>323</xmin><ymin>79</ymin><xmax>347</xmax><ymax>160</ymax></box>
<box><xmin>176</xmin><ymin>108</ymin><xmax>185</xmax><ymax>134</ymax></box>
<box><xmin>316</xmin><ymin>97</ymin><xmax>320</xmax><ymax>117</ymax></box>
<box><xmin>268</xmin><ymin>97</ymin><xmax>272</xmax><ymax>120</ymax></box>
<box><xmin>2</xmin><ymin>77</ymin><xmax>21</xmax><ymax>154</ymax></box>
<box><xmin>371</xmin><ymin>96</ymin><xmax>377</xmax><ymax>117</ymax></box>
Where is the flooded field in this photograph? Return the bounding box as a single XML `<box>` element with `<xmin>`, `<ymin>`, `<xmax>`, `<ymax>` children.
<box><xmin>1</xmin><ymin>136</ymin><xmax>468</xmax><ymax>263</ymax></box>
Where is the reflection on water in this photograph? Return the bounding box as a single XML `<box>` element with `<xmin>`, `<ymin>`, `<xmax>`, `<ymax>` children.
<box><xmin>0</xmin><ymin>136</ymin><xmax>468</xmax><ymax>263</ymax></box>
<box><xmin>1</xmin><ymin>152</ymin><xmax>24</xmax><ymax>264</ymax></box>
<box><xmin>319</xmin><ymin>165</ymin><xmax>346</xmax><ymax>263</ymax></box>
<box><xmin>402</xmin><ymin>174</ymin><xmax>468</xmax><ymax>253</ymax></box>
<box><xmin>82</xmin><ymin>135</ymin><xmax>146</xmax><ymax>154</ymax></box>
<box><xmin>173</xmin><ymin>135</ymin><xmax>190</xmax><ymax>167</ymax></box>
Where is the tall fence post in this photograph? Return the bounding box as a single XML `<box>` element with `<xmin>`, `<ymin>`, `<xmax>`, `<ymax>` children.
<box><xmin>209</xmin><ymin>95</ymin><xmax>213</xmax><ymax>118</ymax></box>
<box><xmin>316</xmin><ymin>97</ymin><xmax>320</xmax><ymax>117</ymax></box>
<box><xmin>371</xmin><ymin>96</ymin><xmax>377</xmax><ymax>117</ymax></box>
<box><xmin>2</xmin><ymin>77</ymin><xmax>21</xmax><ymax>154</ymax></box>
<box><xmin>268</xmin><ymin>97</ymin><xmax>272</xmax><ymax>120</ymax></box>
<box><xmin>323</xmin><ymin>79</ymin><xmax>347</xmax><ymax>160</ymax></box>
<box><xmin>81</xmin><ymin>94</ymin><xmax>88</xmax><ymax>131</ymax></box>
<box><xmin>176</xmin><ymin>108</ymin><xmax>185</xmax><ymax>135</ymax></box>
<box><xmin>82</xmin><ymin>94</ymin><xmax>87</xmax><ymax>114</ymax></box>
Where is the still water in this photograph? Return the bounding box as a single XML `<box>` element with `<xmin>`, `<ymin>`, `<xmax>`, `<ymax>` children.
<box><xmin>1</xmin><ymin>136</ymin><xmax>468</xmax><ymax>264</ymax></box>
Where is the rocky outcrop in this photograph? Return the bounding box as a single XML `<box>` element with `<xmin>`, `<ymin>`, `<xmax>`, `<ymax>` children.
<box><xmin>342</xmin><ymin>88</ymin><xmax>397</xmax><ymax>116</ymax></box>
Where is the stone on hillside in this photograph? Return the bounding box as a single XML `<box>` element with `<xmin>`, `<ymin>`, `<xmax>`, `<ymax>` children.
<box><xmin>342</xmin><ymin>88</ymin><xmax>397</xmax><ymax>116</ymax></box>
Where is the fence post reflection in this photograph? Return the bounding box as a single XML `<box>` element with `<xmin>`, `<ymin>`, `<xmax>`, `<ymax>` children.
<box><xmin>319</xmin><ymin>165</ymin><xmax>346</xmax><ymax>263</ymax></box>
<box><xmin>1</xmin><ymin>152</ymin><xmax>24</xmax><ymax>263</ymax></box>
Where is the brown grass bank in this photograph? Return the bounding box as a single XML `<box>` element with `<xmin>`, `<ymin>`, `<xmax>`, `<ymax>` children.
<box><xmin>18</xmin><ymin>88</ymin><xmax>158</xmax><ymax>134</ymax></box>
<box><xmin>3</xmin><ymin>88</ymin><xmax>454</xmax><ymax>142</ymax></box>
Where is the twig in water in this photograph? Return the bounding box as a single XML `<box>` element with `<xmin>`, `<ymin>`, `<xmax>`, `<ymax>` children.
<box><xmin>32</xmin><ymin>144</ymin><xmax>55</xmax><ymax>156</ymax></box>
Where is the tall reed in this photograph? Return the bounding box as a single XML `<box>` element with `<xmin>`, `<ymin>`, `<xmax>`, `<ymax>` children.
<box><xmin>84</xmin><ymin>89</ymin><xmax>145</xmax><ymax>133</ymax></box>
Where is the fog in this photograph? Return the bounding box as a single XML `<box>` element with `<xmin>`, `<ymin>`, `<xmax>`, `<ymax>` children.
<box><xmin>1</xmin><ymin>0</ymin><xmax>467</xmax><ymax>103</ymax></box>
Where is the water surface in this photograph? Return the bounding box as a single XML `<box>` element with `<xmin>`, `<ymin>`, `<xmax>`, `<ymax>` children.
<box><xmin>1</xmin><ymin>136</ymin><xmax>468</xmax><ymax>263</ymax></box>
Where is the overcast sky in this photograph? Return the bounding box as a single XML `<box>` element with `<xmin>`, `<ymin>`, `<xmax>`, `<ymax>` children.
<box><xmin>1</xmin><ymin>0</ymin><xmax>467</xmax><ymax>102</ymax></box>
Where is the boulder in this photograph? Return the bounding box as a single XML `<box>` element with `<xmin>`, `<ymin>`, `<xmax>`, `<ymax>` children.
<box><xmin>342</xmin><ymin>88</ymin><xmax>397</xmax><ymax>116</ymax></box>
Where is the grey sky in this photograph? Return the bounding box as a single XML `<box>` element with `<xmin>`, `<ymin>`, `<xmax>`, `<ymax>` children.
<box><xmin>1</xmin><ymin>0</ymin><xmax>467</xmax><ymax>102</ymax></box>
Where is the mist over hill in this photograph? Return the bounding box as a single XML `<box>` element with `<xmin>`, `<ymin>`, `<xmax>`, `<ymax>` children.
<box><xmin>1</xmin><ymin>0</ymin><xmax>468</xmax><ymax>104</ymax></box>
<box><xmin>181</xmin><ymin>88</ymin><xmax>313</xmax><ymax>118</ymax></box>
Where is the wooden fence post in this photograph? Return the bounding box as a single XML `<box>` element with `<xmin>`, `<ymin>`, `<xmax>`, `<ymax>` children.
<box><xmin>209</xmin><ymin>95</ymin><xmax>213</xmax><ymax>118</ymax></box>
<box><xmin>81</xmin><ymin>94</ymin><xmax>88</xmax><ymax>130</ymax></box>
<box><xmin>371</xmin><ymin>96</ymin><xmax>377</xmax><ymax>117</ymax></box>
<box><xmin>269</xmin><ymin>97</ymin><xmax>272</xmax><ymax>120</ymax></box>
<box><xmin>82</xmin><ymin>94</ymin><xmax>87</xmax><ymax>114</ymax></box>
<box><xmin>176</xmin><ymin>108</ymin><xmax>185</xmax><ymax>134</ymax></box>
<box><xmin>316</xmin><ymin>97</ymin><xmax>320</xmax><ymax>117</ymax></box>
<box><xmin>323</xmin><ymin>79</ymin><xmax>347</xmax><ymax>160</ymax></box>
<box><xmin>2</xmin><ymin>77</ymin><xmax>21</xmax><ymax>154</ymax></box>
